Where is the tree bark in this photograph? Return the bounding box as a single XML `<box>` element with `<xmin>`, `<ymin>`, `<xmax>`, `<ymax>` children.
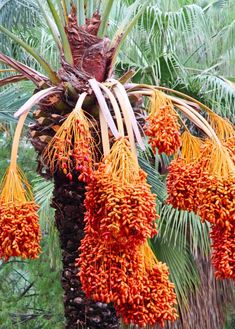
<box><xmin>52</xmin><ymin>173</ymin><xmax>119</xmax><ymax>329</ymax></box>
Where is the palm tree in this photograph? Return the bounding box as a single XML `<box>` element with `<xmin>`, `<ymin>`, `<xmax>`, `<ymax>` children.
<box><xmin>0</xmin><ymin>1</ymin><xmax>235</xmax><ymax>328</ymax></box>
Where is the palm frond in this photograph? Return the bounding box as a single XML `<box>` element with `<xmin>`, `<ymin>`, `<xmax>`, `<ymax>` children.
<box><xmin>158</xmin><ymin>205</ymin><xmax>211</xmax><ymax>256</ymax></box>
<box><xmin>0</xmin><ymin>81</ymin><xmax>34</xmax><ymax>124</ymax></box>
<box><xmin>193</xmin><ymin>74</ymin><xmax>235</xmax><ymax>120</ymax></box>
<box><xmin>0</xmin><ymin>0</ymin><xmax>39</xmax><ymax>59</ymax></box>
<box><xmin>138</xmin><ymin>157</ymin><xmax>167</xmax><ymax>203</ymax></box>
<box><xmin>150</xmin><ymin>237</ymin><xmax>200</xmax><ymax>308</ymax></box>
<box><xmin>33</xmin><ymin>175</ymin><xmax>61</xmax><ymax>269</ymax></box>
<box><xmin>0</xmin><ymin>0</ymin><xmax>38</xmax><ymax>30</ymax></box>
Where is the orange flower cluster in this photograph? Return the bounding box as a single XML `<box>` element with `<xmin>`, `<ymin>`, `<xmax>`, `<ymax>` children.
<box><xmin>145</xmin><ymin>106</ymin><xmax>181</xmax><ymax>156</ymax></box>
<box><xmin>43</xmin><ymin>109</ymin><xmax>93</xmax><ymax>183</ymax></box>
<box><xmin>77</xmin><ymin>138</ymin><xmax>177</xmax><ymax>327</ymax></box>
<box><xmin>0</xmin><ymin>202</ymin><xmax>41</xmax><ymax>260</ymax></box>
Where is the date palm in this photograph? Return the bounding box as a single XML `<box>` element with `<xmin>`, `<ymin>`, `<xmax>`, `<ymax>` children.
<box><xmin>0</xmin><ymin>1</ymin><xmax>235</xmax><ymax>329</ymax></box>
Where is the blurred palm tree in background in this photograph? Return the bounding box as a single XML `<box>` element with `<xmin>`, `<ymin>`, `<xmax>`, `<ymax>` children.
<box><xmin>0</xmin><ymin>0</ymin><xmax>234</xmax><ymax>328</ymax></box>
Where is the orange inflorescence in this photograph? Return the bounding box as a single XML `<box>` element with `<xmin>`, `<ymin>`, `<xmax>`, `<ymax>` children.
<box><xmin>0</xmin><ymin>166</ymin><xmax>41</xmax><ymax>260</ymax></box>
<box><xmin>77</xmin><ymin>138</ymin><xmax>177</xmax><ymax>327</ymax></box>
<box><xmin>225</xmin><ymin>137</ymin><xmax>235</xmax><ymax>164</ymax></box>
<box><xmin>211</xmin><ymin>223</ymin><xmax>235</xmax><ymax>281</ymax></box>
<box><xmin>145</xmin><ymin>91</ymin><xmax>181</xmax><ymax>156</ymax></box>
<box><xmin>166</xmin><ymin>159</ymin><xmax>203</xmax><ymax>213</ymax></box>
<box><xmin>42</xmin><ymin>108</ymin><xmax>93</xmax><ymax>183</ymax></box>
<box><xmin>77</xmin><ymin>233</ymin><xmax>143</xmax><ymax>304</ymax></box>
<box><xmin>166</xmin><ymin>136</ymin><xmax>235</xmax><ymax>281</ymax></box>
<box><xmin>116</xmin><ymin>261</ymin><xmax>177</xmax><ymax>328</ymax></box>
<box><xmin>0</xmin><ymin>202</ymin><xmax>41</xmax><ymax>260</ymax></box>
<box><xmin>84</xmin><ymin>167</ymin><xmax>157</xmax><ymax>248</ymax></box>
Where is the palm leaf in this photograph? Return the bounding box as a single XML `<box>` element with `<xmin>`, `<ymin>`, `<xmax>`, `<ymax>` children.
<box><xmin>0</xmin><ymin>25</ymin><xmax>59</xmax><ymax>84</ymax></box>
<box><xmin>0</xmin><ymin>81</ymin><xmax>34</xmax><ymax>124</ymax></box>
<box><xmin>150</xmin><ymin>237</ymin><xmax>200</xmax><ymax>308</ymax></box>
<box><xmin>138</xmin><ymin>157</ymin><xmax>167</xmax><ymax>203</ymax></box>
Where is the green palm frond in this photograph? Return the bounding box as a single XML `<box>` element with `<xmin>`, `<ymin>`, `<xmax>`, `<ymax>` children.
<box><xmin>138</xmin><ymin>156</ymin><xmax>167</xmax><ymax>203</ymax></box>
<box><xmin>0</xmin><ymin>0</ymin><xmax>39</xmax><ymax>59</ymax></box>
<box><xmin>0</xmin><ymin>81</ymin><xmax>34</xmax><ymax>123</ymax></box>
<box><xmin>33</xmin><ymin>176</ymin><xmax>61</xmax><ymax>269</ymax></box>
<box><xmin>158</xmin><ymin>205</ymin><xmax>211</xmax><ymax>256</ymax></box>
<box><xmin>150</xmin><ymin>238</ymin><xmax>200</xmax><ymax>308</ymax></box>
<box><xmin>193</xmin><ymin>74</ymin><xmax>235</xmax><ymax>119</ymax></box>
<box><xmin>0</xmin><ymin>0</ymin><xmax>38</xmax><ymax>30</ymax></box>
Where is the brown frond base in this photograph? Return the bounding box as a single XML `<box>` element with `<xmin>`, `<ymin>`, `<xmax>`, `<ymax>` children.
<box><xmin>52</xmin><ymin>173</ymin><xmax>119</xmax><ymax>329</ymax></box>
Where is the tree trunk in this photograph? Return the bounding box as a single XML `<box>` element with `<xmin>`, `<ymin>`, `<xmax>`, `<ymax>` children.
<box><xmin>51</xmin><ymin>172</ymin><xmax>119</xmax><ymax>329</ymax></box>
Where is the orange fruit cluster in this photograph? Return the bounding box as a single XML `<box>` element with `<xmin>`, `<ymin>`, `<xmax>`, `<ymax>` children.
<box><xmin>211</xmin><ymin>223</ymin><xmax>235</xmax><ymax>280</ymax></box>
<box><xmin>77</xmin><ymin>233</ymin><xmax>143</xmax><ymax>304</ymax></box>
<box><xmin>0</xmin><ymin>202</ymin><xmax>41</xmax><ymax>260</ymax></box>
<box><xmin>166</xmin><ymin>140</ymin><xmax>235</xmax><ymax>280</ymax></box>
<box><xmin>78</xmin><ymin>233</ymin><xmax>177</xmax><ymax>327</ymax></box>
<box><xmin>166</xmin><ymin>159</ymin><xmax>203</xmax><ymax>213</ymax></box>
<box><xmin>77</xmin><ymin>138</ymin><xmax>177</xmax><ymax>327</ymax></box>
<box><xmin>84</xmin><ymin>166</ymin><xmax>157</xmax><ymax>248</ymax></box>
<box><xmin>43</xmin><ymin>109</ymin><xmax>93</xmax><ymax>183</ymax></box>
<box><xmin>116</xmin><ymin>261</ymin><xmax>177</xmax><ymax>327</ymax></box>
<box><xmin>225</xmin><ymin>137</ymin><xmax>235</xmax><ymax>163</ymax></box>
<box><xmin>145</xmin><ymin>106</ymin><xmax>181</xmax><ymax>156</ymax></box>
<box><xmin>0</xmin><ymin>164</ymin><xmax>41</xmax><ymax>261</ymax></box>
<box><xmin>197</xmin><ymin>177</ymin><xmax>235</xmax><ymax>225</ymax></box>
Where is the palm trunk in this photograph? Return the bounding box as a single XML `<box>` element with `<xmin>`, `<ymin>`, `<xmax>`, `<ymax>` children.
<box><xmin>51</xmin><ymin>173</ymin><xmax>119</xmax><ymax>329</ymax></box>
<box><xmin>30</xmin><ymin>108</ymin><xmax>120</xmax><ymax>328</ymax></box>
<box><xmin>28</xmin><ymin>9</ymin><xmax>121</xmax><ymax>327</ymax></box>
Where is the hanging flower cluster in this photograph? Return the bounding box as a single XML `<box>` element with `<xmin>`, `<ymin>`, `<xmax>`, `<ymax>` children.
<box><xmin>42</xmin><ymin>108</ymin><xmax>94</xmax><ymax>182</ymax></box>
<box><xmin>77</xmin><ymin>138</ymin><xmax>177</xmax><ymax>327</ymax></box>
<box><xmin>145</xmin><ymin>90</ymin><xmax>181</xmax><ymax>155</ymax></box>
<box><xmin>0</xmin><ymin>166</ymin><xmax>41</xmax><ymax>260</ymax></box>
